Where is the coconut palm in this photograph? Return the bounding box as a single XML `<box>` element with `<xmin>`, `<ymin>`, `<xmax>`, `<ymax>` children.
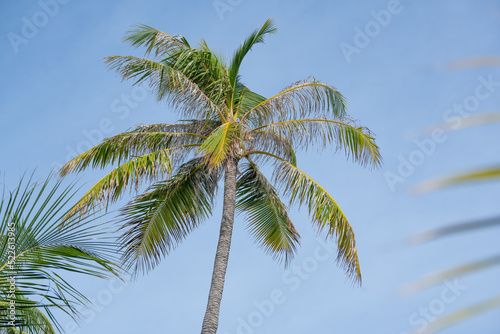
<box><xmin>0</xmin><ymin>174</ymin><xmax>121</xmax><ymax>334</ymax></box>
<box><xmin>60</xmin><ymin>19</ymin><xmax>381</xmax><ymax>333</ymax></box>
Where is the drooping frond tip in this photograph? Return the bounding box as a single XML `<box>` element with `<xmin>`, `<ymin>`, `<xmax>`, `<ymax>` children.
<box><xmin>250</xmin><ymin>117</ymin><xmax>381</xmax><ymax>169</ymax></box>
<box><xmin>273</xmin><ymin>160</ymin><xmax>362</xmax><ymax>284</ymax></box>
<box><xmin>236</xmin><ymin>162</ymin><xmax>300</xmax><ymax>266</ymax></box>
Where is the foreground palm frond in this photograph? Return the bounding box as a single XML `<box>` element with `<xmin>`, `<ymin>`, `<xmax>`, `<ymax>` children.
<box><xmin>414</xmin><ymin>165</ymin><xmax>500</xmax><ymax>194</ymax></box>
<box><xmin>0</xmin><ymin>174</ymin><xmax>121</xmax><ymax>333</ymax></box>
<box><xmin>401</xmin><ymin>254</ymin><xmax>500</xmax><ymax>295</ymax></box>
<box><xmin>414</xmin><ymin>110</ymin><xmax>500</xmax><ymax>193</ymax></box>
<box><xmin>421</xmin><ymin>111</ymin><xmax>500</xmax><ymax>135</ymax></box>
<box><xmin>407</xmin><ymin>215</ymin><xmax>500</xmax><ymax>245</ymax></box>
<box><xmin>411</xmin><ymin>296</ymin><xmax>500</xmax><ymax>334</ymax></box>
<box><xmin>410</xmin><ymin>55</ymin><xmax>500</xmax><ymax>331</ymax></box>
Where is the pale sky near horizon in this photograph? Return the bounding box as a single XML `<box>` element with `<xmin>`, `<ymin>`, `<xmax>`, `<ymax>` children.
<box><xmin>1</xmin><ymin>1</ymin><xmax>500</xmax><ymax>333</ymax></box>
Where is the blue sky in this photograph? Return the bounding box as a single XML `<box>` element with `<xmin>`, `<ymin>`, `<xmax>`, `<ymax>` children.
<box><xmin>1</xmin><ymin>0</ymin><xmax>500</xmax><ymax>333</ymax></box>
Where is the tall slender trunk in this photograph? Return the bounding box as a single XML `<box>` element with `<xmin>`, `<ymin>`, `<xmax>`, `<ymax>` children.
<box><xmin>201</xmin><ymin>158</ymin><xmax>238</xmax><ymax>334</ymax></box>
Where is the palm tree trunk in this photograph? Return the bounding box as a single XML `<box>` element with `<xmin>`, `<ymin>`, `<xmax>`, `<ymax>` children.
<box><xmin>201</xmin><ymin>158</ymin><xmax>238</xmax><ymax>334</ymax></box>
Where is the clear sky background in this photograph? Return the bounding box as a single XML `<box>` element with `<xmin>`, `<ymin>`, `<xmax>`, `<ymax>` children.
<box><xmin>1</xmin><ymin>1</ymin><xmax>500</xmax><ymax>333</ymax></box>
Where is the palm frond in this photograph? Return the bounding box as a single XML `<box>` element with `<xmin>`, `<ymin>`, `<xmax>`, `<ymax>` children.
<box><xmin>422</xmin><ymin>111</ymin><xmax>500</xmax><ymax>135</ymax></box>
<box><xmin>104</xmin><ymin>55</ymin><xmax>225</xmax><ymax>120</ymax></box>
<box><xmin>413</xmin><ymin>296</ymin><xmax>500</xmax><ymax>334</ymax></box>
<box><xmin>119</xmin><ymin>160</ymin><xmax>222</xmax><ymax>274</ymax></box>
<box><xmin>248</xmin><ymin>130</ymin><xmax>297</xmax><ymax>166</ymax></box>
<box><xmin>239</xmin><ymin>79</ymin><xmax>347</xmax><ymax>127</ymax></box>
<box><xmin>165</xmin><ymin>46</ymin><xmax>230</xmax><ymax>114</ymax></box>
<box><xmin>65</xmin><ymin>146</ymin><xmax>199</xmax><ymax>218</ymax></box>
<box><xmin>60</xmin><ymin>130</ymin><xmax>202</xmax><ymax>176</ymax></box>
<box><xmin>199</xmin><ymin>123</ymin><xmax>240</xmax><ymax>168</ymax></box>
<box><xmin>234</xmin><ymin>84</ymin><xmax>268</xmax><ymax>121</ymax></box>
<box><xmin>251</xmin><ymin>118</ymin><xmax>381</xmax><ymax>168</ymax></box>
<box><xmin>0</xmin><ymin>174</ymin><xmax>121</xmax><ymax>333</ymax></box>
<box><xmin>266</xmin><ymin>158</ymin><xmax>361</xmax><ymax>283</ymax></box>
<box><xmin>413</xmin><ymin>165</ymin><xmax>500</xmax><ymax>194</ymax></box>
<box><xmin>133</xmin><ymin>121</ymin><xmax>220</xmax><ymax>138</ymax></box>
<box><xmin>236</xmin><ymin>162</ymin><xmax>300</xmax><ymax>265</ymax></box>
<box><xmin>0</xmin><ymin>298</ymin><xmax>55</xmax><ymax>333</ymax></box>
<box><xmin>123</xmin><ymin>24</ymin><xmax>189</xmax><ymax>57</ymax></box>
<box><xmin>407</xmin><ymin>215</ymin><xmax>500</xmax><ymax>245</ymax></box>
<box><xmin>401</xmin><ymin>254</ymin><xmax>500</xmax><ymax>295</ymax></box>
<box><xmin>228</xmin><ymin>18</ymin><xmax>277</xmax><ymax>96</ymax></box>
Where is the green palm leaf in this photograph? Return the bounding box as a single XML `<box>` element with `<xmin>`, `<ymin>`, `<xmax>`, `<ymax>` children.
<box><xmin>414</xmin><ymin>165</ymin><xmax>500</xmax><ymax>193</ymax></box>
<box><xmin>0</xmin><ymin>298</ymin><xmax>54</xmax><ymax>333</ymax></box>
<box><xmin>65</xmin><ymin>145</ymin><xmax>200</xmax><ymax>217</ymax></box>
<box><xmin>0</xmin><ymin>174</ymin><xmax>121</xmax><ymax>333</ymax></box>
<box><xmin>228</xmin><ymin>19</ymin><xmax>277</xmax><ymax>99</ymax></box>
<box><xmin>236</xmin><ymin>162</ymin><xmax>300</xmax><ymax>265</ymax></box>
<box><xmin>133</xmin><ymin>121</ymin><xmax>219</xmax><ymax>138</ymax></box>
<box><xmin>199</xmin><ymin>123</ymin><xmax>240</xmax><ymax>168</ymax></box>
<box><xmin>234</xmin><ymin>84</ymin><xmax>268</xmax><ymax>122</ymax></box>
<box><xmin>104</xmin><ymin>55</ymin><xmax>224</xmax><ymax>119</ymax></box>
<box><xmin>249</xmin><ymin>130</ymin><xmax>297</xmax><ymax>166</ymax></box>
<box><xmin>415</xmin><ymin>110</ymin><xmax>500</xmax><ymax>193</ymax></box>
<box><xmin>271</xmin><ymin>158</ymin><xmax>361</xmax><ymax>283</ymax></box>
<box><xmin>119</xmin><ymin>160</ymin><xmax>222</xmax><ymax>274</ymax></box>
<box><xmin>123</xmin><ymin>24</ymin><xmax>190</xmax><ymax>56</ymax></box>
<box><xmin>240</xmin><ymin>79</ymin><xmax>347</xmax><ymax>127</ymax></box>
<box><xmin>60</xmin><ymin>129</ymin><xmax>202</xmax><ymax>175</ymax></box>
<box><xmin>251</xmin><ymin>118</ymin><xmax>381</xmax><ymax>168</ymax></box>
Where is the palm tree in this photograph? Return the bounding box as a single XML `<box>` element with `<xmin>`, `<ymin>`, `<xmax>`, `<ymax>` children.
<box><xmin>60</xmin><ymin>19</ymin><xmax>381</xmax><ymax>333</ymax></box>
<box><xmin>0</xmin><ymin>174</ymin><xmax>121</xmax><ymax>334</ymax></box>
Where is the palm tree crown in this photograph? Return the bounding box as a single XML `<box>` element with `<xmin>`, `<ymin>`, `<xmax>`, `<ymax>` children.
<box><xmin>60</xmin><ymin>19</ymin><xmax>381</xmax><ymax>333</ymax></box>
